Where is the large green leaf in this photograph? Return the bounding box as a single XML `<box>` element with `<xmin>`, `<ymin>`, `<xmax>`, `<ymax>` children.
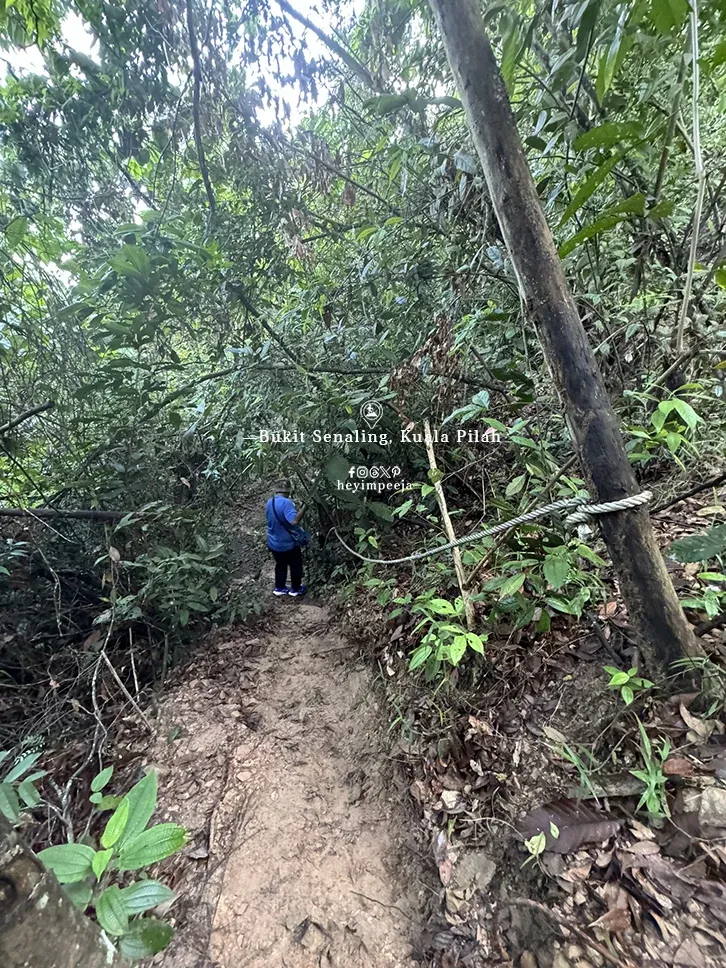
<box><xmin>573</xmin><ymin>122</ymin><xmax>641</xmax><ymax>151</ymax></box>
<box><xmin>543</xmin><ymin>556</ymin><xmax>570</xmax><ymax>589</ymax></box>
<box><xmin>325</xmin><ymin>454</ymin><xmax>352</xmax><ymax>486</ymax></box>
<box><xmin>0</xmin><ymin>782</ymin><xmax>20</xmax><ymax>823</ymax></box>
<box><xmin>38</xmin><ymin>843</ymin><xmax>95</xmax><ymax>883</ymax></box>
<box><xmin>117</xmin><ymin>823</ymin><xmax>187</xmax><ymax>871</ymax></box>
<box><xmin>118</xmin><ymin>918</ymin><xmax>174</xmax><ymax>960</ymax></box>
<box><xmin>648</xmin><ymin>0</ymin><xmax>689</xmax><ymax>34</ymax></box>
<box><xmin>4</xmin><ymin>750</ymin><xmax>42</xmax><ymax>783</ymax></box>
<box><xmin>559</xmin><ymin>152</ymin><xmax>624</xmax><ymax>226</ymax></box>
<box><xmin>119</xmin><ymin>879</ymin><xmax>175</xmax><ymax>914</ymax></box>
<box><xmin>116</xmin><ymin>770</ymin><xmax>158</xmax><ymax>847</ymax></box>
<box><xmin>669</xmin><ymin>525</ymin><xmax>726</xmax><ymax>563</ymax></box>
<box><xmin>96</xmin><ymin>885</ymin><xmax>129</xmax><ymax>936</ymax></box>
<box><xmin>91</xmin><ymin>766</ymin><xmax>114</xmax><ymax>793</ymax></box>
<box><xmin>5</xmin><ymin>216</ymin><xmax>28</xmax><ymax>248</ymax></box>
<box><xmin>101</xmin><ymin>798</ymin><xmax>130</xmax><ymax>849</ymax></box>
<box><xmin>559</xmin><ymin>195</ymin><xmax>645</xmax><ymax>256</ymax></box>
<box><xmin>63</xmin><ymin>880</ymin><xmax>93</xmax><ymax>911</ymax></box>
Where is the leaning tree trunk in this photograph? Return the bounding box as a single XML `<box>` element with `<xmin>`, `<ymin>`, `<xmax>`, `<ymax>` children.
<box><xmin>429</xmin><ymin>0</ymin><xmax>701</xmax><ymax>672</ymax></box>
<box><xmin>0</xmin><ymin>817</ymin><xmax>119</xmax><ymax>968</ymax></box>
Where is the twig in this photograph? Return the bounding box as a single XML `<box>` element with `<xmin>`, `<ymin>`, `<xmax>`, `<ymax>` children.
<box><xmin>100</xmin><ymin>651</ymin><xmax>153</xmax><ymax>733</ymax></box>
<box><xmin>650</xmin><ymin>470</ymin><xmax>726</xmax><ymax>514</ymax></box>
<box><xmin>675</xmin><ymin>1</ymin><xmax>705</xmax><ymax>355</ymax></box>
<box><xmin>274</xmin><ymin>0</ymin><xmax>382</xmax><ymax>92</ymax></box>
<box><xmin>423</xmin><ymin>419</ymin><xmax>475</xmax><ymax>630</ymax></box>
<box><xmin>695</xmin><ymin>610</ymin><xmax>726</xmax><ymax>637</ymax></box>
<box><xmin>506</xmin><ymin>899</ymin><xmax>637</xmax><ymax>968</ymax></box>
<box><xmin>0</xmin><ymin>508</ymin><xmax>127</xmax><ymax>521</ymax></box>
<box><xmin>0</xmin><ymin>400</ymin><xmax>54</xmax><ymax>435</ymax></box>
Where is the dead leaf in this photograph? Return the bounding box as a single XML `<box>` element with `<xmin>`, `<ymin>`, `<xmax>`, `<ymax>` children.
<box><xmin>560</xmin><ymin>862</ymin><xmax>592</xmax><ymax>883</ymax></box>
<box><xmin>542</xmin><ymin>725</ymin><xmax>568</xmax><ymax>744</ymax></box>
<box><xmin>629</xmin><ymin>818</ymin><xmax>656</xmax><ymax>840</ymax></box>
<box><xmin>680</xmin><ymin>704</ymin><xmax>714</xmax><ymax>744</ymax></box>
<box><xmin>673</xmin><ymin>940</ymin><xmax>707</xmax><ymax>966</ymax></box>
<box><xmin>624</xmin><ymin>840</ymin><xmax>661</xmax><ymax>856</ymax></box>
<box><xmin>108</xmin><ymin>545</ymin><xmax>121</xmax><ymax>563</ymax></box>
<box><xmin>591</xmin><ymin>906</ymin><xmax>631</xmax><ymax>933</ymax></box>
<box><xmin>663</xmin><ymin>756</ymin><xmax>695</xmax><ymax>777</ymax></box>
<box><xmin>518</xmin><ymin>799</ymin><xmax>621</xmax><ymax>854</ymax></box>
<box><xmin>467</xmin><ymin>715</ymin><xmax>493</xmax><ymax>737</ymax></box>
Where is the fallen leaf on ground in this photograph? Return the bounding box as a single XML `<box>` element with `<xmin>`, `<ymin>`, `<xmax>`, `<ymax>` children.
<box><xmin>518</xmin><ymin>799</ymin><xmax>621</xmax><ymax>853</ymax></box>
<box><xmin>663</xmin><ymin>756</ymin><xmax>695</xmax><ymax>777</ymax></box>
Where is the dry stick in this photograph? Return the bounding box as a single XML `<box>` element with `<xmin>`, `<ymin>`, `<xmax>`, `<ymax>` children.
<box><xmin>423</xmin><ymin>419</ymin><xmax>475</xmax><ymax>631</ymax></box>
<box><xmin>0</xmin><ymin>508</ymin><xmax>127</xmax><ymax>521</ymax></box>
<box><xmin>506</xmin><ymin>899</ymin><xmax>637</xmax><ymax>968</ymax></box>
<box><xmin>695</xmin><ymin>610</ymin><xmax>726</xmax><ymax>637</ymax></box>
<box><xmin>675</xmin><ymin>1</ymin><xmax>705</xmax><ymax>356</ymax></box>
<box><xmin>0</xmin><ymin>400</ymin><xmax>54</xmax><ymax>435</ymax></box>
<box><xmin>651</xmin><ymin>470</ymin><xmax>726</xmax><ymax>514</ymax></box>
<box><xmin>100</xmin><ymin>650</ymin><xmax>153</xmax><ymax>732</ymax></box>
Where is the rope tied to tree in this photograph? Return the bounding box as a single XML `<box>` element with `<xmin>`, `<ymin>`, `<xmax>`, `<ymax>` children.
<box><xmin>333</xmin><ymin>490</ymin><xmax>652</xmax><ymax>566</ymax></box>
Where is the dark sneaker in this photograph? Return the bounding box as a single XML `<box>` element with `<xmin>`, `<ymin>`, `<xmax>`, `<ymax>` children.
<box><xmin>273</xmin><ymin>586</ymin><xmax>290</xmax><ymax>596</ymax></box>
<box><xmin>288</xmin><ymin>585</ymin><xmax>307</xmax><ymax>597</ymax></box>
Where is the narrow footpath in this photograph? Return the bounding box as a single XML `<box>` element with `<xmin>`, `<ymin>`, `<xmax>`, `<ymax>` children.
<box><xmin>152</xmin><ymin>554</ymin><xmax>429</xmax><ymax>968</ymax></box>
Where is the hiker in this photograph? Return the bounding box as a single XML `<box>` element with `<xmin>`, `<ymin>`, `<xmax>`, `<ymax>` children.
<box><xmin>266</xmin><ymin>482</ymin><xmax>308</xmax><ymax>597</ymax></box>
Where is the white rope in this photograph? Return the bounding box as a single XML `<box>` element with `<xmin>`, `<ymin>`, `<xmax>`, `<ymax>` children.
<box><xmin>333</xmin><ymin>490</ymin><xmax>652</xmax><ymax>566</ymax></box>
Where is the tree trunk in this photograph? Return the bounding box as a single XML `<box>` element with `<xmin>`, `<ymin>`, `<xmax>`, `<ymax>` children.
<box><xmin>0</xmin><ymin>817</ymin><xmax>120</xmax><ymax>967</ymax></box>
<box><xmin>429</xmin><ymin>0</ymin><xmax>701</xmax><ymax>672</ymax></box>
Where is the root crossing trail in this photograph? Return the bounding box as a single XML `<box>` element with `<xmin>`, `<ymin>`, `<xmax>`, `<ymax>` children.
<box><xmin>156</xmin><ymin>595</ymin><xmax>426</xmax><ymax>968</ymax></box>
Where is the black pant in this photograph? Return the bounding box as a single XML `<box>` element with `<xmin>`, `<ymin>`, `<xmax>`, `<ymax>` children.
<box><xmin>271</xmin><ymin>546</ymin><xmax>303</xmax><ymax>591</ymax></box>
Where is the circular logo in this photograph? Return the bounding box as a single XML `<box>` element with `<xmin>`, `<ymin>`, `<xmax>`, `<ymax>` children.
<box><xmin>360</xmin><ymin>400</ymin><xmax>383</xmax><ymax>429</ymax></box>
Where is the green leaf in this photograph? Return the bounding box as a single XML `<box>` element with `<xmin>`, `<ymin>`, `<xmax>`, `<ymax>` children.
<box><xmin>119</xmin><ymin>879</ymin><xmax>175</xmax><ymax>915</ymax></box>
<box><xmin>448</xmin><ymin>635</ymin><xmax>467</xmax><ymax>666</ymax></box>
<box><xmin>648</xmin><ymin>0</ymin><xmax>689</xmax><ymax>34</ymax></box>
<box><xmin>505</xmin><ymin>474</ymin><xmax>526</xmax><ymax>497</ymax></box>
<box><xmin>543</xmin><ymin>556</ymin><xmax>570</xmax><ymax>589</ymax></box>
<box><xmin>714</xmin><ymin>267</ymin><xmax>726</xmax><ymax>290</ymax></box>
<box><xmin>96</xmin><ymin>885</ymin><xmax>129</xmax><ymax>936</ymax></box>
<box><xmin>116</xmin><ymin>770</ymin><xmax>158</xmax><ymax>847</ymax></box>
<box><xmin>117</xmin><ymin>823</ymin><xmax>187</xmax><ymax>871</ymax></box>
<box><xmin>91</xmin><ymin>766</ymin><xmax>114</xmax><ymax>793</ymax></box>
<box><xmin>409</xmin><ymin>645</ymin><xmax>432</xmax><ymax>671</ymax></box>
<box><xmin>38</xmin><ymin>843</ymin><xmax>95</xmax><ymax>884</ymax></box>
<box><xmin>467</xmin><ymin>632</ymin><xmax>485</xmax><ymax>654</ymax></box>
<box><xmin>118</xmin><ymin>918</ymin><xmax>174</xmax><ymax>960</ymax></box>
<box><xmin>92</xmin><ymin>848</ymin><xmax>113</xmax><ymax>879</ymax></box>
<box><xmin>101</xmin><ymin>798</ymin><xmax>130</xmax><ymax>849</ymax></box>
<box><xmin>428</xmin><ymin>598</ymin><xmax>457</xmax><ymax>616</ymax></box>
<box><xmin>609</xmin><ymin>671</ymin><xmax>631</xmax><ymax>686</ymax></box>
<box><xmin>363</xmin><ymin>93</ymin><xmax>410</xmax><ymax>116</ymax></box>
<box><xmin>63</xmin><ymin>880</ymin><xmax>93</xmax><ymax>911</ymax></box>
<box><xmin>669</xmin><ymin>524</ymin><xmax>726</xmax><ymax>563</ymax></box>
<box><xmin>325</xmin><ymin>454</ymin><xmax>352</xmax><ymax>485</ymax></box>
<box><xmin>17</xmin><ymin>779</ymin><xmax>41</xmax><ymax>808</ymax></box>
<box><xmin>573</xmin><ymin>122</ymin><xmax>641</xmax><ymax>152</ymax></box>
<box><xmin>5</xmin><ymin>216</ymin><xmax>28</xmax><ymax>248</ymax></box>
<box><xmin>576</xmin><ymin>544</ymin><xmax>606</xmax><ymax>567</ymax></box>
<box><xmin>5</xmin><ymin>751</ymin><xmax>42</xmax><ymax>783</ymax></box>
<box><xmin>559</xmin><ymin>195</ymin><xmax>645</xmax><ymax>256</ymax></box>
<box><xmin>0</xmin><ymin>782</ymin><xmax>20</xmax><ymax>823</ymax></box>
<box><xmin>499</xmin><ymin>573</ymin><xmax>526</xmax><ymax>599</ymax></box>
<box><xmin>621</xmin><ymin>685</ymin><xmax>635</xmax><ymax>705</ymax></box>
<box><xmin>670</xmin><ymin>398</ymin><xmax>700</xmax><ymax>430</ymax></box>
<box><xmin>559</xmin><ymin>152</ymin><xmax>624</xmax><ymax>226</ymax></box>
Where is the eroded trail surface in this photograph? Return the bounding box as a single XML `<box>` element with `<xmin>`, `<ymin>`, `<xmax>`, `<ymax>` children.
<box><xmin>156</xmin><ymin>594</ymin><xmax>426</xmax><ymax>968</ymax></box>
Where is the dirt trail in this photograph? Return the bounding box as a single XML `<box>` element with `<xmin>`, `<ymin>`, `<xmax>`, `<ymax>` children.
<box><xmin>154</xmin><ymin>572</ymin><xmax>428</xmax><ymax>967</ymax></box>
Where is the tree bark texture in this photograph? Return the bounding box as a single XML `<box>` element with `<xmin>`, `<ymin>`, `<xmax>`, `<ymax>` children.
<box><xmin>429</xmin><ymin>0</ymin><xmax>701</xmax><ymax>671</ymax></box>
<box><xmin>0</xmin><ymin>817</ymin><xmax>119</xmax><ymax>968</ymax></box>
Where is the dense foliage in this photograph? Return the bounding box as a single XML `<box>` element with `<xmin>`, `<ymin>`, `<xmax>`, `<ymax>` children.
<box><xmin>1</xmin><ymin>0</ymin><xmax>725</xmax><ymax>729</ymax></box>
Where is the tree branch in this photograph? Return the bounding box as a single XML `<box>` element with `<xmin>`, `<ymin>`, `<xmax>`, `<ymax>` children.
<box><xmin>0</xmin><ymin>400</ymin><xmax>54</xmax><ymax>436</ymax></box>
<box><xmin>185</xmin><ymin>0</ymin><xmax>216</xmax><ymax>224</ymax></box>
<box><xmin>274</xmin><ymin>0</ymin><xmax>383</xmax><ymax>92</ymax></box>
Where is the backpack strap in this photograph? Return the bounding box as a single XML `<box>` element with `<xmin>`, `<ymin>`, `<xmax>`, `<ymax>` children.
<box><xmin>272</xmin><ymin>496</ymin><xmax>295</xmax><ymax>535</ymax></box>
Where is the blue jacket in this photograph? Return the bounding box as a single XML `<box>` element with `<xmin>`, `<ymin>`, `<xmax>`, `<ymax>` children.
<box><xmin>266</xmin><ymin>495</ymin><xmax>297</xmax><ymax>552</ymax></box>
